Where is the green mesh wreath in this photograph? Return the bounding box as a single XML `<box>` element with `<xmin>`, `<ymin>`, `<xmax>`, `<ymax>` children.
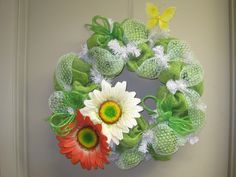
<box><xmin>47</xmin><ymin>2</ymin><xmax>206</xmax><ymax>170</ymax></box>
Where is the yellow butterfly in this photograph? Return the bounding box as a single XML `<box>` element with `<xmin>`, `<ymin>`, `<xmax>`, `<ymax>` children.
<box><xmin>146</xmin><ymin>2</ymin><xmax>176</xmax><ymax>31</ymax></box>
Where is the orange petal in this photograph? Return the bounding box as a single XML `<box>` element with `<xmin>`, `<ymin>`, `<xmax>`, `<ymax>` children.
<box><xmin>71</xmin><ymin>153</ymin><xmax>81</xmax><ymax>165</ymax></box>
<box><xmin>60</xmin><ymin>147</ymin><xmax>74</xmax><ymax>154</ymax></box>
<box><xmin>65</xmin><ymin>153</ymin><xmax>72</xmax><ymax>159</ymax></box>
<box><xmin>64</xmin><ymin>141</ymin><xmax>77</xmax><ymax>148</ymax></box>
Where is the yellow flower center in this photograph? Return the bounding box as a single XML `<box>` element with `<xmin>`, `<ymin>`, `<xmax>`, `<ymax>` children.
<box><xmin>77</xmin><ymin>127</ymin><xmax>98</xmax><ymax>149</ymax></box>
<box><xmin>99</xmin><ymin>100</ymin><xmax>122</xmax><ymax>124</ymax></box>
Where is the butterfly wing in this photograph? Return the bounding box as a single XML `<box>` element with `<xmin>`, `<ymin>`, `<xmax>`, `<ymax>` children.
<box><xmin>146</xmin><ymin>4</ymin><xmax>176</xmax><ymax>30</ymax></box>
<box><xmin>146</xmin><ymin>3</ymin><xmax>159</xmax><ymax>18</ymax></box>
<box><xmin>160</xmin><ymin>7</ymin><xmax>176</xmax><ymax>22</ymax></box>
<box><xmin>159</xmin><ymin>20</ymin><xmax>169</xmax><ymax>31</ymax></box>
<box><xmin>147</xmin><ymin>18</ymin><xmax>158</xmax><ymax>29</ymax></box>
<box><xmin>159</xmin><ymin>7</ymin><xmax>176</xmax><ymax>30</ymax></box>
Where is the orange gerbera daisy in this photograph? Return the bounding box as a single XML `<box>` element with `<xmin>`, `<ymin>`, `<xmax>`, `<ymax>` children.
<box><xmin>57</xmin><ymin>110</ymin><xmax>110</xmax><ymax>170</ymax></box>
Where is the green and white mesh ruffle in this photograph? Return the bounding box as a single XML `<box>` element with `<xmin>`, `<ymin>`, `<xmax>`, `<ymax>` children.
<box><xmin>122</xmin><ymin>19</ymin><xmax>148</xmax><ymax>44</ymax></box>
<box><xmin>136</xmin><ymin>57</ymin><xmax>163</xmax><ymax>79</ymax></box>
<box><xmin>49</xmin><ymin>91</ymin><xmax>71</xmax><ymax>113</ymax></box>
<box><xmin>180</xmin><ymin>64</ymin><xmax>204</xmax><ymax>87</ymax></box>
<box><xmin>166</xmin><ymin>63</ymin><xmax>204</xmax><ymax>107</ymax></box>
<box><xmin>48</xmin><ymin>90</ymin><xmax>85</xmax><ymax>114</ymax></box>
<box><xmin>151</xmin><ymin>123</ymin><xmax>179</xmax><ymax>156</ymax></box>
<box><xmin>167</xmin><ymin>40</ymin><xmax>194</xmax><ymax>62</ymax></box>
<box><xmin>115</xmin><ymin>147</ymin><xmax>145</xmax><ymax>169</ymax></box>
<box><xmin>89</xmin><ymin>47</ymin><xmax>125</xmax><ymax>77</ymax></box>
<box><xmin>55</xmin><ymin>53</ymin><xmax>75</xmax><ymax>91</ymax></box>
<box><xmin>136</xmin><ymin>39</ymin><xmax>195</xmax><ymax>79</ymax></box>
<box><xmin>189</xmin><ymin>108</ymin><xmax>205</xmax><ymax>131</ymax></box>
<box><xmin>48</xmin><ymin>91</ymin><xmax>76</xmax><ymax>136</ymax></box>
<box><xmin>48</xmin><ymin>90</ymin><xmax>86</xmax><ymax>136</ymax></box>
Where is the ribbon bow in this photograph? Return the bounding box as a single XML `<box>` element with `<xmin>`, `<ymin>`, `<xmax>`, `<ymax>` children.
<box><xmin>86</xmin><ymin>15</ymin><xmax>124</xmax><ymax>42</ymax></box>
<box><xmin>166</xmin><ymin>64</ymin><xmax>204</xmax><ymax>107</ymax></box>
<box><xmin>142</xmin><ymin>95</ymin><xmax>195</xmax><ymax>136</ymax></box>
<box><xmin>166</xmin><ymin>79</ymin><xmax>187</xmax><ymax>94</ymax></box>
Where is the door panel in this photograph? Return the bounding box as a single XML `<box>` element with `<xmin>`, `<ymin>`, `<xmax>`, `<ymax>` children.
<box><xmin>26</xmin><ymin>0</ymin><xmax>230</xmax><ymax>177</ymax></box>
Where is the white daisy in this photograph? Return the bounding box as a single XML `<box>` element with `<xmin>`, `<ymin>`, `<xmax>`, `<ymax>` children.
<box><xmin>80</xmin><ymin>80</ymin><xmax>143</xmax><ymax>145</ymax></box>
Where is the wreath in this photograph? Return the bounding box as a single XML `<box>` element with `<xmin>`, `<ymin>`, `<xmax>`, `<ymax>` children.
<box><xmin>48</xmin><ymin>2</ymin><xmax>206</xmax><ymax>170</ymax></box>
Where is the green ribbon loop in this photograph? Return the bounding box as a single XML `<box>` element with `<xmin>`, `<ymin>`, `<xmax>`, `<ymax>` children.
<box><xmin>86</xmin><ymin>15</ymin><xmax>124</xmax><ymax>42</ymax></box>
<box><xmin>141</xmin><ymin>95</ymin><xmax>159</xmax><ymax>115</ymax></box>
<box><xmin>142</xmin><ymin>95</ymin><xmax>195</xmax><ymax>136</ymax></box>
<box><xmin>112</xmin><ymin>22</ymin><xmax>124</xmax><ymax>41</ymax></box>
<box><xmin>87</xmin><ymin>15</ymin><xmax>111</xmax><ymax>35</ymax></box>
<box><xmin>48</xmin><ymin>112</ymin><xmax>76</xmax><ymax>136</ymax></box>
<box><xmin>142</xmin><ymin>95</ymin><xmax>170</xmax><ymax>119</ymax></box>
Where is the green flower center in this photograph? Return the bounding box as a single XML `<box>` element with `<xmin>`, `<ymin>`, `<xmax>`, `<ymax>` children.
<box><xmin>99</xmin><ymin>100</ymin><xmax>122</xmax><ymax>124</ymax></box>
<box><xmin>77</xmin><ymin>127</ymin><xmax>98</xmax><ymax>149</ymax></box>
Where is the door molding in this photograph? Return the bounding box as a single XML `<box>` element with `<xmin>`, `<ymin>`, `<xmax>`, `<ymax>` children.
<box><xmin>228</xmin><ymin>0</ymin><xmax>236</xmax><ymax>176</ymax></box>
<box><xmin>0</xmin><ymin>0</ymin><xmax>29</xmax><ymax>177</ymax></box>
<box><xmin>15</xmin><ymin>0</ymin><xmax>29</xmax><ymax>176</ymax></box>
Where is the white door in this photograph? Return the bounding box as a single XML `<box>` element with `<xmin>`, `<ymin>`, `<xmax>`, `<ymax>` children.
<box><xmin>0</xmin><ymin>0</ymin><xmax>231</xmax><ymax>177</ymax></box>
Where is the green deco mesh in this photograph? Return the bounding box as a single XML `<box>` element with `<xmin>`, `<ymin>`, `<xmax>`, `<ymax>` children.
<box><xmin>48</xmin><ymin>91</ymin><xmax>71</xmax><ymax>113</ymax></box>
<box><xmin>189</xmin><ymin>108</ymin><xmax>205</xmax><ymax>131</ymax></box>
<box><xmin>121</xmin><ymin>19</ymin><xmax>148</xmax><ymax>44</ymax></box>
<box><xmin>115</xmin><ymin>148</ymin><xmax>145</xmax><ymax>169</ymax></box>
<box><xmin>55</xmin><ymin>53</ymin><xmax>75</xmax><ymax>91</ymax></box>
<box><xmin>152</xmin><ymin>124</ymin><xmax>179</xmax><ymax>155</ymax></box>
<box><xmin>179</xmin><ymin>64</ymin><xmax>204</xmax><ymax>106</ymax></box>
<box><xmin>136</xmin><ymin>57</ymin><xmax>163</xmax><ymax>79</ymax></box>
<box><xmin>48</xmin><ymin>91</ymin><xmax>83</xmax><ymax>136</ymax></box>
<box><xmin>167</xmin><ymin>40</ymin><xmax>193</xmax><ymax>61</ymax></box>
<box><xmin>180</xmin><ymin>64</ymin><xmax>204</xmax><ymax>87</ymax></box>
<box><xmin>136</xmin><ymin>40</ymin><xmax>199</xmax><ymax>80</ymax></box>
<box><xmin>89</xmin><ymin>47</ymin><xmax>124</xmax><ymax>77</ymax></box>
<box><xmin>183</xmin><ymin>89</ymin><xmax>201</xmax><ymax>108</ymax></box>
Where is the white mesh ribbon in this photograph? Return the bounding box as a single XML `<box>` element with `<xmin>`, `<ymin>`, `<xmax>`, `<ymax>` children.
<box><xmin>166</xmin><ymin>64</ymin><xmax>204</xmax><ymax>107</ymax></box>
<box><xmin>55</xmin><ymin>53</ymin><xmax>76</xmax><ymax>91</ymax></box>
<box><xmin>48</xmin><ymin>91</ymin><xmax>71</xmax><ymax>113</ymax></box>
<box><xmin>167</xmin><ymin>40</ymin><xmax>194</xmax><ymax>63</ymax></box>
<box><xmin>89</xmin><ymin>47</ymin><xmax>125</xmax><ymax>77</ymax></box>
<box><xmin>121</xmin><ymin>19</ymin><xmax>148</xmax><ymax>44</ymax></box>
<box><xmin>115</xmin><ymin>147</ymin><xmax>145</xmax><ymax>169</ymax></box>
<box><xmin>188</xmin><ymin>107</ymin><xmax>205</xmax><ymax>131</ymax></box>
<box><xmin>137</xmin><ymin>40</ymin><xmax>195</xmax><ymax>79</ymax></box>
<box><xmin>137</xmin><ymin>46</ymin><xmax>169</xmax><ymax>79</ymax></box>
<box><xmin>137</xmin><ymin>57</ymin><xmax>163</xmax><ymax>79</ymax></box>
<box><xmin>151</xmin><ymin>123</ymin><xmax>179</xmax><ymax>156</ymax></box>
